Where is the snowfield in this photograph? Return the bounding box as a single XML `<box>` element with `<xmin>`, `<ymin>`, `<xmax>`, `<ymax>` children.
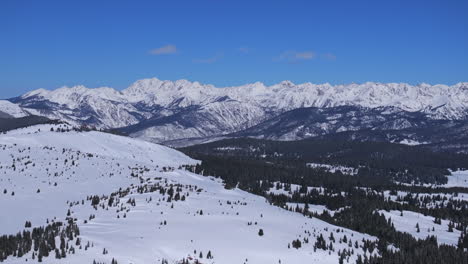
<box><xmin>379</xmin><ymin>210</ymin><xmax>461</xmax><ymax>246</ymax></box>
<box><xmin>0</xmin><ymin>100</ymin><xmax>29</xmax><ymax>118</ymax></box>
<box><xmin>444</xmin><ymin>170</ymin><xmax>468</xmax><ymax>188</ymax></box>
<box><xmin>0</xmin><ymin>124</ymin><xmax>378</xmax><ymax>264</ymax></box>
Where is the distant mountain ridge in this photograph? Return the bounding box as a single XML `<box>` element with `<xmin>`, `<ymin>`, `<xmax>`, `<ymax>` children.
<box><xmin>3</xmin><ymin>78</ymin><xmax>468</xmax><ymax>144</ymax></box>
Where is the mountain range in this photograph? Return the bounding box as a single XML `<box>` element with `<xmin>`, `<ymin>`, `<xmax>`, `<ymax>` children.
<box><xmin>2</xmin><ymin>78</ymin><xmax>468</xmax><ymax>148</ymax></box>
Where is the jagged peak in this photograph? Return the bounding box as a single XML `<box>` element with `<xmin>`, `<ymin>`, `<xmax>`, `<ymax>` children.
<box><xmin>22</xmin><ymin>88</ymin><xmax>50</xmax><ymax>98</ymax></box>
<box><xmin>124</xmin><ymin>77</ymin><xmax>217</xmax><ymax>95</ymax></box>
<box><xmin>277</xmin><ymin>80</ymin><xmax>295</xmax><ymax>87</ymax></box>
<box><xmin>20</xmin><ymin>78</ymin><xmax>467</xmax><ymax>100</ymax></box>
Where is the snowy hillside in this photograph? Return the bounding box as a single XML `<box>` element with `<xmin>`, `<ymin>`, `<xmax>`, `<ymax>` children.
<box><xmin>379</xmin><ymin>210</ymin><xmax>461</xmax><ymax>246</ymax></box>
<box><xmin>0</xmin><ymin>100</ymin><xmax>29</xmax><ymax>118</ymax></box>
<box><xmin>0</xmin><ymin>124</ymin><xmax>378</xmax><ymax>263</ymax></box>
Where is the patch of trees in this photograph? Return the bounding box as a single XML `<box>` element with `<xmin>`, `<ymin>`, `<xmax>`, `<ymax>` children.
<box><xmin>0</xmin><ymin>220</ymin><xmax>80</xmax><ymax>262</ymax></box>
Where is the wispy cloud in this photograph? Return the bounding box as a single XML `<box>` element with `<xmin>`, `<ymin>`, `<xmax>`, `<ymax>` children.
<box><xmin>193</xmin><ymin>53</ymin><xmax>223</xmax><ymax>64</ymax></box>
<box><xmin>149</xmin><ymin>44</ymin><xmax>177</xmax><ymax>55</ymax></box>
<box><xmin>276</xmin><ymin>50</ymin><xmax>316</xmax><ymax>62</ymax></box>
<box><xmin>322</xmin><ymin>53</ymin><xmax>337</xmax><ymax>61</ymax></box>
<box><xmin>238</xmin><ymin>47</ymin><xmax>251</xmax><ymax>54</ymax></box>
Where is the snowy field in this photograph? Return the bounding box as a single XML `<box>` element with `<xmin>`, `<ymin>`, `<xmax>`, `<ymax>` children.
<box><xmin>444</xmin><ymin>170</ymin><xmax>468</xmax><ymax>188</ymax></box>
<box><xmin>0</xmin><ymin>100</ymin><xmax>29</xmax><ymax>118</ymax></box>
<box><xmin>0</xmin><ymin>124</ymin><xmax>378</xmax><ymax>264</ymax></box>
<box><xmin>378</xmin><ymin>210</ymin><xmax>461</xmax><ymax>246</ymax></box>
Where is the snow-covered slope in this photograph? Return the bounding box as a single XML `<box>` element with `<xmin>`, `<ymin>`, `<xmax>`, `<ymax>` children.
<box><xmin>444</xmin><ymin>170</ymin><xmax>468</xmax><ymax>188</ymax></box>
<box><xmin>0</xmin><ymin>100</ymin><xmax>29</xmax><ymax>118</ymax></box>
<box><xmin>379</xmin><ymin>210</ymin><xmax>461</xmax><ymax>246</ymax></box>
<box><xmin>9</xmin><ymin>78</ymin><xmax>468</xmax><ymax>143</ymax></box>
<box><xmin>0</xmin><ymin>124</ymin><xmax>378</xmax><ymax>263</ymax></box>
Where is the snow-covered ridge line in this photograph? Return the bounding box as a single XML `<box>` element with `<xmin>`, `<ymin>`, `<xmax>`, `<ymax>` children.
<box><xmin>6</xmin><ymin>77</ymin><xmax>468</xmax><ymax>143</ymax></box>
<box><xmin>0</xmin><ymin>124</ymin><xmax>198</xmax><ymax>167</ymax></box>
<box><xmin>15</xmin><ymin>77</ymin><xmax>468</xmax><ymax>120</ymax></box>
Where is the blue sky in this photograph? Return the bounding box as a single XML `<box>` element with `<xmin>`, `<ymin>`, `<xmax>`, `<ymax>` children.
<box><xmin>1</xmin><ymin>0</ymin><xmax>467</xmax><ymax>98</ymax></box>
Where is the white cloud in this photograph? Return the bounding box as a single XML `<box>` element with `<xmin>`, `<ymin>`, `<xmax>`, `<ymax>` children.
<box><xmin>149</xmin><ymin>45</ymin><xmax>177</xmax><ymax>55</ymax></box>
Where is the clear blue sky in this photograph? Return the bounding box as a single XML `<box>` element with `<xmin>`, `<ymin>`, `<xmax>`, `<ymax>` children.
<box><xmin>1</xmin><ymin>0</ymin><xmax>467</xmax><ymax>98</ymax></box>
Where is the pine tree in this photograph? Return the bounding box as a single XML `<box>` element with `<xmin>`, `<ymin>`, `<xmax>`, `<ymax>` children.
<box><xmin>292</xmin><ymin>239</ymin><xmax>302</xmax><ymax>249</ymax></box>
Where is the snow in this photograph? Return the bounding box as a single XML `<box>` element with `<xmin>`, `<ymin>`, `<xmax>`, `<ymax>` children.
<box><xmin>286</xmin><ymin>203</ymin><xmax>343</xmax><ymax>216</ymax></box>
<box><xmin>0</xmin><ymin>124</ymin><xmax>196</xmax><ymax>234</ymax></box>
<box><xmin>398</xmin><ymin>139</ymin><xmax>428</xmax><ymax>146</ymax></box>
<box><xmin>444</xmin><ymin>170</ymin><xmax>468</xmax><ymax>188</ymax></box>
<box><xmin>20</xmin><ymin>86</ymin><xmax>146</xmax><ymax>129</ymax></box>
<box><xmin>0</xmin><ymin>100</ymin><xmax>28</xmax><ymax>118</ymax></box>
<box><xmin>378</xmin><ymin>210</ymin><xmax>462</xmax><ymax>246</ymax></box>
<box><xmin>268</xmin><ymin>182</ymin><xmax>326</xmax><ymax>197</ymax></box>
<box><xmin>1</xmin><ymin>124</ymin><xmax>195</xmax><ymax>167</ymax></box>
<box><xmin>22</xmin><ymin>85</ymin><xmax>126</xmax><ymax>109</ymax></box>
<box><xmin>307</xmin><ymin>163</ymin><xmax>358</xmax><ymax>175</ymax></box>
<box><xmin>0</xmin><ymin>124</ymin><xmax>378</xmax><ymax>263</ymax></box>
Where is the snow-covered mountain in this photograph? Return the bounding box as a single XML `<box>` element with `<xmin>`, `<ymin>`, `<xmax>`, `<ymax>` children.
<box><xmin>0</xmin><ymin>124</ymin><xmax>378</xmax><ymax>263</ymax></box>
<box><xmin>4</xmin><ymin>78</ymin><xmax>468</xmax><ymax>143</ymax></box>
